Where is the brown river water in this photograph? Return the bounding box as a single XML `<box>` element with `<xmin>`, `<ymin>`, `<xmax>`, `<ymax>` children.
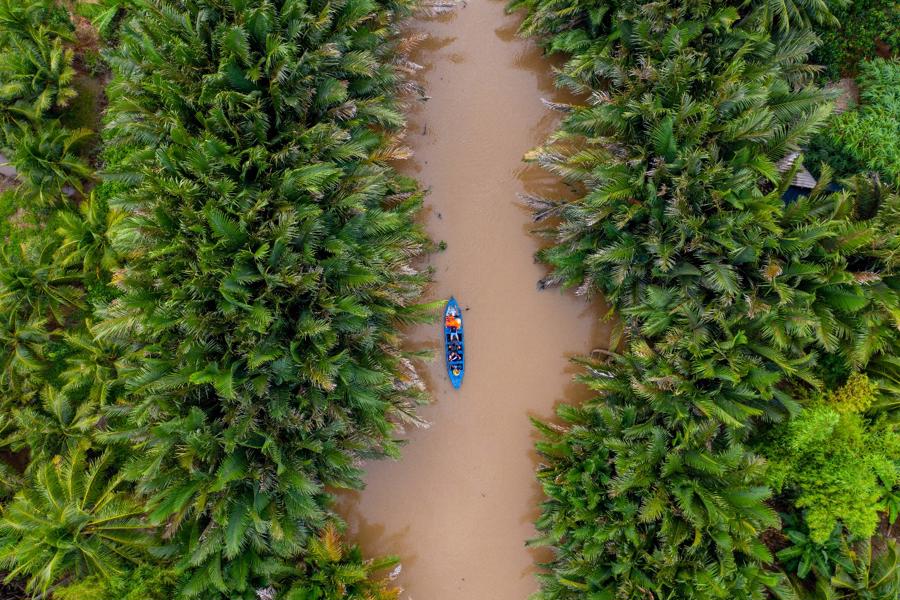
<box><xmin>335</xmin><ymin>2</ymin><xmax>612</xmax><ymax>598</ymax></box>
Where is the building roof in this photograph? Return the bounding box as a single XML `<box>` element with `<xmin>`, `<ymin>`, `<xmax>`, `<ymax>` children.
<box><xmin>776</xmin><ymin>152</ymin><xmax>817</xmax><ymax>189</ymax></box>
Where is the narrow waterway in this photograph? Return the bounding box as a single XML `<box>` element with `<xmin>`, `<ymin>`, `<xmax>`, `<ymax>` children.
<box><xmin>336</xmin><ymin>2</ymin><xmax>611</xmax><ymax>599</ymax></box>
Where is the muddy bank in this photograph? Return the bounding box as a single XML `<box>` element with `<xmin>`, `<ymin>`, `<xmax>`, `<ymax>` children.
<box><xmin>335</xmin><ymin>2</ymin><xmax>611</xmax><ymax>599</ymax></box>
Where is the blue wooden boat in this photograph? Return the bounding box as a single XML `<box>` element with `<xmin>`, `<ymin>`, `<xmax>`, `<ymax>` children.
<box><xmin>444</xmin><ymin>297</ymin><xmax>464</xmax><ymax>388</ymax></box>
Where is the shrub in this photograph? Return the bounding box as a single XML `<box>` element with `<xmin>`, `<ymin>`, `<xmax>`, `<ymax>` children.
<box><xmin>769</xmin><ymin>375</ymin><xmax>900</xmax><ymax>546</ymax></box>
<box><xmin>785</xmin><ymin>537</ymin><xmax>900</xmax><ymax>599</ymax></box>
<box><xmin>803</xmin><ymin>132</ymin><xmax>865</xmax><ymax>180</ymax></box>
<box><xmin>53</xmin><ymin>564</ymin><xmax>178</xmax><ymax>600</ymax></box>
<box><xmin>53</xmin><ymin>564</ymin><xmax>179</xmax><ymax>600</ymax></box>
<box><xmin>282</xmin><ymin>523</ymin><xmax>400</xmax><ymax>600</ymax></box>
<box><xmin>776</xmin><ymin>513</ymin><xmax>843</xmax><ymax>580</ymax></box>
<box><xmin>812</xmin><ymin>0</ymin><xmax>899</xmax><ymax>79</ymax></box>
<box><xmin>830</xmin><ymin>537</ymin><xmax>900</xmax><ymax>599</ymax></box>
<box><xmin>764</xmin><ymin>403</ymin><xmax>898</xmax><ymax>543</ymax></box>
<box><xmin>827</xmin><ymin>58</ymin><xmax>900</xmax><ymax>184</ymax></box>
<box><xmin>827</xmin><ymin>372</ymin><xmax>877</xmax><ymax>413</ymax></box>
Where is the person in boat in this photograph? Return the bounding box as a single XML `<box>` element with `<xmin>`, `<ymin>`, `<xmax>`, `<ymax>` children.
<box><xmin>446</xmin><ymin>311</ymin><xmax>461</xmax><ymax>341</ymax></box>
<box><xmin>448</xmin><ymin>347</ymin><xmax>462</xmax><ymax>362</ymax></box>
<box><xmin>451</xmin><ymin>367</ymin><xmax>461</xmax><ymax>378</ymax></box>
<box><xmin>445</xmin><ymin>311</ymin><xmax>461</xmax><ymax>330</ymax></box>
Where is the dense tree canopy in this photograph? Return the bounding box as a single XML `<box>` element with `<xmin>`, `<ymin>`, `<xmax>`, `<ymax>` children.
<box><xmin>0</xmin><ymin>0</ymin><xmax>431</xmax><ymax>598</ymax></box>
<box><xmin>510</xmin><ymin>0</ymin><xmax>900</xmax><ymax>598</ymax></box>
<box><xmin>92</xmin><ymin>0</ymin><xmax>433</xmax><ymax>595</ymax></box>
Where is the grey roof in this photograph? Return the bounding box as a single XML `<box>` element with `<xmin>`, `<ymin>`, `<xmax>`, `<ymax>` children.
<box><xmin>777</xmin><ymin>152</ymin><xmax>818</xmax><ymax>189</ymax></box>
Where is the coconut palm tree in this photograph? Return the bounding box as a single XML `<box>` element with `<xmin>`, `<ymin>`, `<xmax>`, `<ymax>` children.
<box><xmin>285</xmin><ymin>523</ymin><xmax>401</xmax><ymax>600</ymax></box>
<box><xmin>3</xmin><ymin>385</ymin><xmax>100</xmax><ymax>468</ymax></box>
<box><xmin>0</xmin><ymin>315</ymin><xmax>49</xmax><ymax>399</ymax></box>
<box><xmin>4</xmin><ymin>120</ymin><xmax>93</xmax><ymax>201</ymax></box>
<box><xmin>0</xmin><ymin>237</ymin><xmax>84</xmax><ymax>325</ymax></box>
<box><xmin>55</xmin><ymin>193</ymin><xmax>122</xmax><ymax>279</ymax></box>
<box><xmin>0</xmin><ymin>448</ymin><xmax>148</xmax><ymax>596</ymax></box>
<box><xmin>0</xmin><ymin>0</ymin><xmax>94</xmax><ymax>206</ymax></box>
<box><xmin>0</xmin><ymin>0</ymin><xmax>77</xmax><ymax>121</ymax></box>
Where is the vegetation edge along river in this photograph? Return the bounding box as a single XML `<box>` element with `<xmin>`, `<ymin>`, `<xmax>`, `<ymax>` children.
<box><xmin>508</xmin><ymin>0</ymin><xmax>900</xmax><ymax>599</ymax></box>
<box><xmin>0</xmin><ymin>0</ymin><xmax>439</xmax><ymax>598</ymax></box>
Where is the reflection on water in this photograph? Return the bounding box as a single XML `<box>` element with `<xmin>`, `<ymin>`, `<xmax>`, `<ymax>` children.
<box><xmin>334</xmin><ymin>2</ymin><xmax>611</xmax><ymax>599</ymax></box>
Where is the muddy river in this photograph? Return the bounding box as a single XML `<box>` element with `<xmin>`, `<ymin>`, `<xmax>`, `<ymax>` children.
<box><xmin>335</xmin><ymin>2</ymin><xmax>611</xmax><ymax>598</ymax></box>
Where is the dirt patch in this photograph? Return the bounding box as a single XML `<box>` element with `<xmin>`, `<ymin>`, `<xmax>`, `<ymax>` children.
<box><xmin>827</xmin><ymin>78</ymin><xmax>859</xmax><ymax>114</ymax></box>
<box><xmin>0</xmin><ymin>175</ymin><xmax>18</xmax><ymax>194</ymax></box>
<box><xmin>0</xmin><ymin>576</ymin><xmax>26</xmax><ymax>600</ymax></box>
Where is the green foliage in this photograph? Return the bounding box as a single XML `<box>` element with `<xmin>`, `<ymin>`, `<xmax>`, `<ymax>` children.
<box><xmin>0</xmin><ymin>174</ymin><xmax>135</xmax><ymax>600</ymax></box>
<box><xmin>0</xmin><ymin>0</ymin><xmax>77</xmax><ymax>121</ymax></box>
<box><xmin>52</xmin><ymin>524</ymin><xmax>402</xmax><ymax>600</ymax></box>
<box><xmin>531</xmin><ymin>354</ymin><xmax>781</xmax><ymax>600</ymax></box>
<box><xmin>0</xmin><ymin>194</ymin><xmax>120</xmax><ymax>447</ymax></box>
<box><xmin>57</xmin><ymin>0</ymin><xmax>434</xmax><ymax>596</ymax></box>
<box><xmin>827</xmin><ymin>372</ymin><xmax>877</xmax><ymax>413</ymax></box>
<box><xmin>0</xmin><ymin>188</ymin><xmax>40</xmax><ymax>248</ymax></box>
<box><xmin>55</xmin><ymin>193</ymin><xmax>122</xmax><ymax>280</ymax></box>
<box><xmin>62</xmin><ymin>75</ymin><xmax>108</xmax><ymax>135</ymax></box>
<box><xmin>2</xmin><ymin>385</ymin><xmax>99</xmax><ymax>467</ymax></box>
<box><xmin>282</xmin><ymin>523</ymin><xmax>400</xmax><ymax>600</ymax></box>
<box><xmin>509</xmin><ymin>0</ymin><xmax>900</xmax><ymax>598</ymax></box>
<box><xmin>830</xmin><ymin>537</ymin><xmax>900</xmax><ymax>599</ymax></box>
<box><xmin>5</xmin><ymin>119</ymin><xmax>93</xmax><ymax>201</ymax></box>
<box><xmin>804</xmin><ymin>132</ymin><xmax>866</xmax><ymax>180</ymax></box>
<box><xmin>812</xmin><ymin>0</ymin><xmax>899</xmax><ymax>78</ymax></box>
<box><xmin>53</xmin><ymin>564</ymin><xmax>180</xmax><ymax>600</ymax></box>
<box><xmin>76</xmin><ymin>0</ymin><xmax>140</xmax><ymax>42</ymax></box>
<box><xmin>0</xmin><ymin>0</ymin><xmax>430</xmax><ymax>596</ymax></box>
<box><xmin>0</xmin><ymin>233</ymin><xmax>84</xmax><ymax>326</ymax></box>
<box><xmin>785</xmin><ymin>537</ymin><xmax>900</xmax><ymax>599</ymax></box>
<box><xmin>0</xmin><ymin>448</ymin><xmax>148</xmax><ymax>596</ymax></box>
<box><xmin>827</xmin><ymin>58</ymin><xmax>900</xmax><ymax>184</ymax></box>
<box><xmin>776</xmin><ymin>514</ymin><xmax>844</xmax><ymax>580</ymax></box>
<box><xmin>764</xmin><ymin>380</ymin><xmax>899</xmax><ymax>542</ymax></box>
<box><xmin>0</xmin><ymin>0</ymin><xmax>99</xmax><ymax>207</ymax></box>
